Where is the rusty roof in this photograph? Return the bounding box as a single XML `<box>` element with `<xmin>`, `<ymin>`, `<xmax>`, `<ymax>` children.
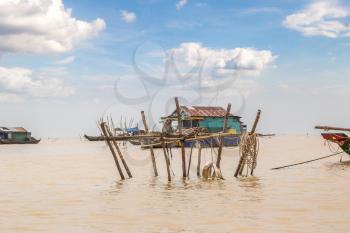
<box><xmin>0</xmin><ymin>127</ymin><xmax>28</xmax><ymax>132</ymax></box>
<box><xmin>180</xmin><ymin>106</ymin><xmax>235</xmax><ymax>117</ymax></box>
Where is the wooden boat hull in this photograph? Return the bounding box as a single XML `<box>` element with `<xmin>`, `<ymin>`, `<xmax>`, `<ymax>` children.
<box><xmin>184</xmin><ymin>135</ymin><xmax>240</xmax><ymax>147</ymax></box>
<box><xmin>129</xmin><ymin>139</ymin><xmax>141</xmax><ymax>146</ymax></box>
<box><xmin>321</xmin><ymin>133</ymin><xmax>350</xmax><ymax>155</ymax></box>
<box><xmin>84</xmin><ymin>135</ymin><xmax>104</xmax><ymax>141</ymax></box>
<box><xmin>0</xmin><ymin>138</ymin><xmax>40</xmax><ymax>144</ymax></box>
<box><xmin>84</xmin><ymin>135</ymin><xmax>142</xmax><ymax>146</ymax></box>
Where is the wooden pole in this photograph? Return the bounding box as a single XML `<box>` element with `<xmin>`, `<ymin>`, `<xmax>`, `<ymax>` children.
<box><xmin>105</xmin><ymin>127</ymin><xmax>132</xmax><ymax>178</ymax></box>
<box><xmin>175</xmin><ymin>97</ymin><xmax>187</xmax><ymax>178</ymax></box>
<box><xmin>141</xmin><ymin>111</ymin><xmax>158</xmax><ymax>177</ymax></box>
<box><xmin>216</xmin><ymin>103</ymin><xmax>231</xmax><ymax>168</ymax></box>
<box><xmin>234</xmin><ymin>109</ymin><xmax>261</xmax><ymax>177</ymax></box>
<box><xmin>161</xmin><ymin>138</ymin><xmax>171</xmax><ymax>182</ymax></box>
<box><xmin>186</xmin><ymin>142</ymin><xmax>195</xmax><ymax>177</ymax></box>
<box><xmin>315</xmin><ymin>125</ymin><xmax>350</xmax><ymax>132</ymax></box>
<box><xmin>197</xmin><ymin>143</ymin><xmax>202</xmax><ymax>177</ymax></box>
<box><xmin>250</xmin><ymin>109</ymin><xmax>261</xmax><ymax>134</ymax></box>
<box><xmin>100</xmin><ymin>122</ymin><xmax>125</xmax><ymax>180</ymax></box>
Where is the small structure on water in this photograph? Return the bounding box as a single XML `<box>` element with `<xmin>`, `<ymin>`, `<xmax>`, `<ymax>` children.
<box><xmin>0</xmin><ymin>127</ymin><xmax>40</xmax><ymax>144</ymax></box>
<box><xmin>161</xmin><ymin>105</ymin><xmax>246</xmax><ymax>146</ymax></box>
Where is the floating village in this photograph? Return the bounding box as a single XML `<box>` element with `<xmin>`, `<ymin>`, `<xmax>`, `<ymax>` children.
<box><xmin>2</xmin><ymin>97</ymin><xmax>349</xmax><ymax>181</ymax></box>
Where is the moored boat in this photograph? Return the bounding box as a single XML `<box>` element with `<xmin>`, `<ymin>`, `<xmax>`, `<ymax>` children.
<box><xmin>315</xmin><ymin>125</ymin><xmax>350</xmax><ymax>155</ymax></box>
<box><xmin>321</xmin><ymin>133</ymin><xmax>350</xmax><ymax>155</ymax></box>
<box><xmin>84</xmin><ymin>134</ymin><xmax>104</xmax><ymax>141</ymax></box>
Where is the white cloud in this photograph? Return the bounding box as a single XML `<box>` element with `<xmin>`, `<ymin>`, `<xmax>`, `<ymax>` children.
<box><xmin>169</xmin><ymin>42</ymin><xmax>276</xmax><ymax>79</ymax></box>
<box><xmin>0</xmin><ymin>0</ymin><xmax>106</xmax><ymax>54</ymax></box>
<box><xmin>53</xmin><ymin>56</ymin><xmax>76</xmax><ymax>65</ymax></box>
<box><xmin>176</xmin><ymin>0</ymin><xmax>188</xmax><ymax>10</ymax></box>
<box><xmin>121</xmin><ymin>10</ymin><xmax>137</xmax><ymax>23</ymax></box>
<box><xmin>283</xmin><ymin>1</ymin><xmax>350</xmax><ymax>38</ymax></box>
<box><xmin>0</xmin><ymin>66</ymin><xmax>75</xmax><ymax>98</ymax></box>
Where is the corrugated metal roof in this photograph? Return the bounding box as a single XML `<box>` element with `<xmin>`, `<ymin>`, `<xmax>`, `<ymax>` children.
<box><xmin>0</xmin><ymin>127</ymin><xmax>28</xmax><ymax>133</ymax></box>
<box><xmin>180</xmin><ymin>106</ymin><xmax>235</xmax><ymax>117</ymax></box>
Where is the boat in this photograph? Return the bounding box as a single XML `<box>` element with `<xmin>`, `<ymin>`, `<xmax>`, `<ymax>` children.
<box><xmin>84</xmin><ymin>134</ymin><xmax>104</xmax><ymax>141</ymax></box>
<box><xmin>0</xmin><ymin>138</ymin><xmax>40</xmax><ymax>144</ymax></box>
<box><xmin>129</xmin><ymin>139</ymin><xmax>141</xmax><ymax>146</ymax></box>
<box><xmin>315</xmin><ymin>125</ymin><xmax>350</xmax><ymax>155</ymax></box>
<box><xmin>321</xmin><ymin>133</ymin><xmax>350</xmax><ymax>155</ymax></box>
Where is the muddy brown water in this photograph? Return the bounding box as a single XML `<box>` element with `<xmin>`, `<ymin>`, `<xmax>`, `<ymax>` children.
<box><xmin>1</xmin><ymin>135</ymin><xmax>349</xmax><ymax>233</ymax></box>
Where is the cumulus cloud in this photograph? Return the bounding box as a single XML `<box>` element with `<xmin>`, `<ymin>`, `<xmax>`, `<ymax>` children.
<box><xmin>169</xmin><ymin>42</ymin><xmax>276</xmax><ymax>78</ymax></box>
<box><xmin>0</xmin><ymin>0</ymin><xmax>106</xmax><ymax>54</ymax></box>
<box><xmin>176</xmin><ymin>0</ymin><xmax>188</xmax><ymax>10</ymax></box>
<box><xmin>0</xmin><ymin>66</ymin><xmax>75</xmax><ymax>98</ymax></box>
<box><xmin>283</xmin><ymin>1</ymin><xmax>350</xmax><ymax>38</ymax></box>
<box><xmin>121</xmin><ymin>10</ymin><xmax>137</xmax><ymax>23</ymax></box>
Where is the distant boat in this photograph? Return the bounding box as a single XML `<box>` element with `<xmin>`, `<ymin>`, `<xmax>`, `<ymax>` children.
<box><xmin>0</xmin><ymin>127</ymin><xmax>40</xmax><ymax>145</ymax></box>
<box><xmin>84</xmin><ymin>134</ymin><xmax>143</xmax><ymax>146</ymax></box>
<box><xmin>84</xmin><ymin>134</ymin><xmax>104</xmax><ymax>141</ymax></box>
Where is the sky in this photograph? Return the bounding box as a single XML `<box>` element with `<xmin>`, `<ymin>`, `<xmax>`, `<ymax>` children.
<box><xmin>0</xmin><ymin>0</ymin><xmax>350</xmax><ymax>138</ymax></box>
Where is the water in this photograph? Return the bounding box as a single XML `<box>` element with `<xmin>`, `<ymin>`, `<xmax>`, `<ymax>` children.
<box><xmin>1</xmin><ymin>136</ymin><xmax>350</xmax><ymax>233</ymax></box>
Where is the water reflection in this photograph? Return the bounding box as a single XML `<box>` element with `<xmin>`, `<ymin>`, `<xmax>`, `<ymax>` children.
<box><xmin>237</xmin><ymin>176</ymin><xmax>264</xmax><ymax>202</ymax></box>
<box><xmin>107</xmin><ymin>180</ymin><xmax>126</xmax><ymax>194</ymax></box>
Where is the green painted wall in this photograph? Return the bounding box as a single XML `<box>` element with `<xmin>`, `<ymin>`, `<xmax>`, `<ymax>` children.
<box><xmin>199</xmin><ymin>117</ymin><xmax>241</xmax><ymax>133</ymax></box>
<box><xmin>11</xmin><ymin>132</ymin><xmax>28</xmax><ymax>141</ymax></box>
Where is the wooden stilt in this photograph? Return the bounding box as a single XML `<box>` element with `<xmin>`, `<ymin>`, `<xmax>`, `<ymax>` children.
<box><xmin>197</xmin><ymin>143</ymin><xmax>202</xmax><ymax>177</ymax></box>
<box><xmin>186</xmin><ymin>142</ymin><xmax>195</xmax><ymax>177</ymax></box>
<box><xmin>175</xmin><ymin>97</ymin><xmax>187</xmax><ymax>178</ymax></box>
<box><xmin>141</xmin><ymin>111</ymin><xmax>158</xmax><ymax>177</ymax></box>
<box><xmin>216</xmin><ymin>103</ymin><xmax>231</xmax><ymax>169</ymax></box>
<box><xmin>250</xmin><ymin>110</ymin><xmax>261</xmax><ymax>135</ymax></box>
<box><xmin>161</xmin><ymin>138</ymin><xmax>171</xmax><ymax>182</ymax></box>
<box><xmin>105</xmin><ymin>127</ymin><xmax>132</xmax><ymax>178</ymax></box>
<box><xmin>100</xmin><ymin>122</ymin><xmax>125</xmax><ymax>180</ymax></box>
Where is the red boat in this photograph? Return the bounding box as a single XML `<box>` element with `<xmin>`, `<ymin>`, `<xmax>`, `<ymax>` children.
<box><xmin>316</xmin><ymin>126</ymin><xmax>350</xmax><ymax>155</ymax></box>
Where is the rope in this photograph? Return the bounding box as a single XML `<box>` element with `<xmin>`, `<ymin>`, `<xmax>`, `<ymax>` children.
<box><xmin>271</xmin><ymin>151</ymin><xmax>345</xmax><ymax>170</ymax></box>
<box><xmin>325</xmin><ymin>139</ymin><xmax>340</xmax><ymax>153</ymax></box>
<box><xmin>238</xmin><ymin>132</ymin><xmax>259</xmax><ymax>175</ymax></box>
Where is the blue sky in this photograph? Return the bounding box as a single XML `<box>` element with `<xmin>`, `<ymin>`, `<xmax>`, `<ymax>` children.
<box><xmin>0</xmin><ymin>0</ymin><xmax>350</xmax><ymax>137</ymax></box>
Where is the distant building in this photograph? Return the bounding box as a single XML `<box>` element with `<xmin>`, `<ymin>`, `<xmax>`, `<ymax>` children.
<box><xmin>0</xmin><ymin>127</ymin><xmax>39</xmax><ymax>144</ymax></box>
<box><xmin>161</xmin><ymin>105</ymin><xmax>246</xmax><ymax>146</ymax></box>
<box><xmin>162</xmin><ymin>105</ymin><xmax>245</xmax><ymax>133</ymax></box>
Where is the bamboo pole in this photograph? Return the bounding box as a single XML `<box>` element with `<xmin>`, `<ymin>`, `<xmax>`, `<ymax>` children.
<box><xmin>161</xmin><ymin>138</ymin><xmax>171</xmax><ymax>182</ymax></box>
<box><xmin>141</xmin><ymin>111</ymin><xmax>158</xmax><ymax>177</ymax></box>
<box><xmin>100</xmin><ymin>122</ymin><xmax>125</xmax><ymax>180</ymax></box>
<box><xmin>197</xmin><ymin>143</ymin><xmax>202</xmax><ymax>177</ymax></box>
<box><xmin>216</xmin><ymin>103</ymin><xmax>231</xmax><ymax>168</ymax></box>
<box><xmin>105</xmin><ymin>127</ymin><xmax>132</xmax><ymax>178</ymax></box>
<box><xmin>315</xmin><ymin>125</ymin><xmax>350</xmax><ymax>132</ymax></box>
<box><xmin>175</xmin><ymin>97</ymin><xmax>186</xmax><ymax>178</ymax></box>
